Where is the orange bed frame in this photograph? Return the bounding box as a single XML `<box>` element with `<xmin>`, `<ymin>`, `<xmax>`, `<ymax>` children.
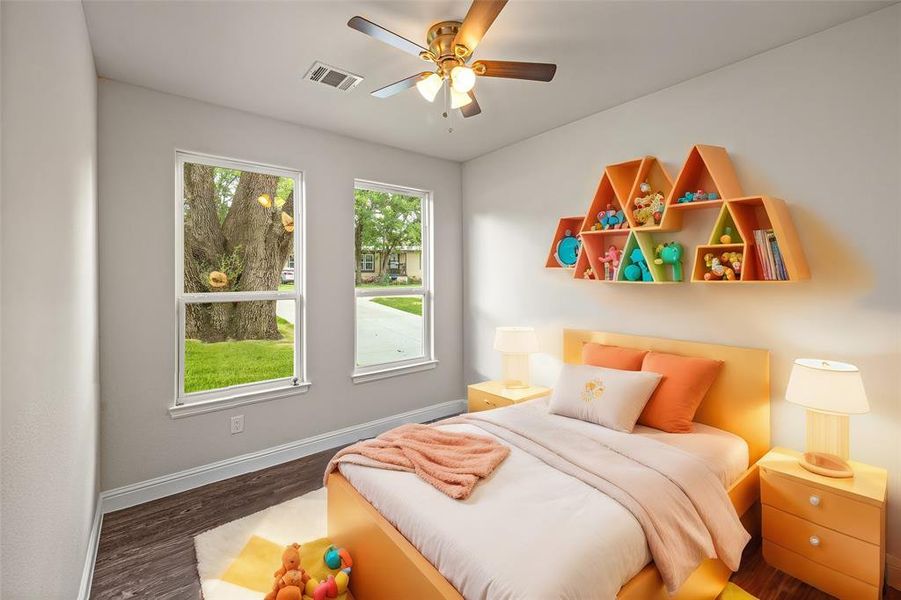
<box><xmin>328</xmin><ymin>330</ymin><xmax>770</xmax><ymax>600</ymax></box>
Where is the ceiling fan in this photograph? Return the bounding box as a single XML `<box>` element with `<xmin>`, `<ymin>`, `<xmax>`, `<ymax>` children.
<box><xmin>348</xmin><ymin>0</ymin><xmax>556</xmax><ymax>118</ymax></box>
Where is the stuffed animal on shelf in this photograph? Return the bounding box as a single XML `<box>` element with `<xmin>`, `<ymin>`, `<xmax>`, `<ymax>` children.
<box><xmin>632</xmin><ymin>183</ymin><xmax>665</xmax><ymax>227</ymax></box>
<box><xmin>265</xmin><ymin>543</ymin><xmax>310</xmax><ymax>600</ymax></box>
<box><xmin>703</xmin><ymin>253</ymin><xmax>736</xmax><ymax>281</ymax></box>
<box><xmin>719</xmin><ymin>226</ymin><xmax>734</xmax><ymax>244</ymax></box>
<box><xmin>598</xmin><ymin>245</ymin><xmax>622</xmax><ymax>281</ymax></box>
<box><xmin>721</xmin><ymin>251</ymin><xmax>743</xmax><ymax>277</ymax></box>
<box><xmin>555</xmin><ymin>229</ymin><xmax>581</xmax><ymax>267</ymax></box>
<box><xmin>595</xmin><ymin>204</ymin><xmax>627</xmax><ymax>230</ymax></box>
<box><xmin>623</xmin><ymin>247</ymin><xmax>652</xmax><ymax>282</ymax></box>
<box><xmin>676</xmin><ymin>190</ymin><xmax>719</xmax><ymax>204</ymax></box>
<box><xmin>653</xmin><ymin>242</ymin><xmax>684</xmax><ymax>282</ymax></box>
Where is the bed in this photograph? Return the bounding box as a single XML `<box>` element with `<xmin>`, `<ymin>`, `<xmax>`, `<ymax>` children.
<box><xmin>327</xmin><ymin>330</ymin><xmax>770</xmax><ymax>599</ymax></box>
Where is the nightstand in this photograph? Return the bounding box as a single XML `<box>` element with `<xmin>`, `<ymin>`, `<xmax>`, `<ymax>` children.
<box><xmin>467</xmin><ymin>381</ymin><xmax>550</xmax><ymax>413</ymax></box>
<box><xmin>759</xmin><ymin>447</ymin><xmax>887</xmax><ymax>600</ymax></box>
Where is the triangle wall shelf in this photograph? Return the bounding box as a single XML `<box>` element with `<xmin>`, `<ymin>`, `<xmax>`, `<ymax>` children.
<box><xmin>547</xmin><ymin>146</ymin><xmax>809</xmax><ymax>285</ymax></box>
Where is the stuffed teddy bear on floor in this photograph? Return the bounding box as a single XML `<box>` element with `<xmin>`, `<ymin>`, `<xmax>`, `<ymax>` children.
<box><xmin>265</xmin><ymin>543</ymin><xmax>310</xmax><ymax>600</ymax></box>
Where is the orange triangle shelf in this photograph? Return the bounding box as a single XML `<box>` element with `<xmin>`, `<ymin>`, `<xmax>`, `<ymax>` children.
<box><xmin>548</xmin><ymin>146</ymin><xmax>809</xmax><ymax>285</ymax></box>
<box><xmin>580</xmin><ymin>170</ymin><xmax>631</xmax><ymax>235</ymax></box>
<box><xmin>665</xmin><ymin>145</ymin><xmax>744</xmax><ymax>219</ymax></box>
<box><xmin>578</xmin><ymin>229</ymin><xmax>631</xmax><ymax>282</ymax></box>
<box><xmin>624</xmin><ymin>156</ymin><xmax>676</xmax><ymax>232</ymax></box>
<box><xmin>691</xmin><ymin>196</ymin><xmax>809</xmax><ymax>283</ymax></box>
<box><xmin>545</xmin><ymin>216</ymin><xmax>585</xmax><ymax>269</ymax></box>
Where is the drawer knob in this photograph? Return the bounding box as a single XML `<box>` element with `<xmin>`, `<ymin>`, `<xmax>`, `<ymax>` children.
<box><xmin>808</xmin><ymin>495</ymin><xmax>820</xmax><ymax>507</ymax></box>
<box><xmin>808</xmin><ymin>535</ymin><xmax>820</xmax><ymax>547</ymax></box>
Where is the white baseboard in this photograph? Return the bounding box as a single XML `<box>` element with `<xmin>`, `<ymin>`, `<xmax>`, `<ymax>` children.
<box><xmin>99</xmin><ymin>398</ymin><xmax>465</xmax><ymax>514</ymax></box>
<box><xmin>887</xmin><ymin>553</ymin><xmax>901</xmax><ymax>591</ymax></box>
<box><xmin>77</xmin><ymin>500</ymin><xmax>104</xmax><ymax>600</ymax></box>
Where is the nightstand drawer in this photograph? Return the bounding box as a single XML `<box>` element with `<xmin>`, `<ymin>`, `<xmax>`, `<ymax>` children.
<box><xmin>762</xmin><ymin>505</ymin><xmax>881</xmax><ymax>585</ymax></box>
<box><xmin>761</xmin><ymin>469</ymin><xmax>881</xmax><ymax>544</ymax></box>
<box><xmin>467</xmin><ymin>390</ymin><xmax>513</xmax><ymax>413</ymax></box>
<box><xmin>762</xmin><ymin>540</ymin><xmax>880</xmax><ymax>600</ymax></box>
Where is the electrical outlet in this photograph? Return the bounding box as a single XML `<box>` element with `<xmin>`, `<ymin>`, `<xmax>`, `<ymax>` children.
<box><xmin>230</xmin><ymin>415</ymin><xmax>244</xmax><ymax>435</ymax></box>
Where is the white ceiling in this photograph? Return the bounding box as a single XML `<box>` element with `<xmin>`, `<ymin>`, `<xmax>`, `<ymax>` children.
<box><xmin>83</xmin><ymin>0</ymin><xmax>890</xmax><ymax>162</ymax></box>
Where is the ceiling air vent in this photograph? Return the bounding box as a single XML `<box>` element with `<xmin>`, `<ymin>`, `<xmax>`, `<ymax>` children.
<box><xmin>304</xmin><ymin>61</ymin><xmax>363</xmax><ymax>93</ymax></box>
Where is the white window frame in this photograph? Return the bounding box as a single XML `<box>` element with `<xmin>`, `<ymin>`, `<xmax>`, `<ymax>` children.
<box><xmin>171</xmin><ymin>151</ymin><xmax>309</xmax><ymax>418</ymax></box>
<box><xmin>352</xmin><ymin>180</ymin><xmax>436</xmax><ymax>383</ymax></box>
<box><xmin>360</xmin><ymin>253</ymin><xmax>375</xmax><ymax>273</ymax></box>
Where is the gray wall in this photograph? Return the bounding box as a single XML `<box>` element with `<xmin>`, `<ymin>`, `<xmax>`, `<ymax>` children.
<box><xmin>0</xmin><ymin>2</ymin><xmax>99</xmax><ymax>598</ymax></box>
<box><xmin>462</xmin><ymin>6</ymin><xmax>900</xmax><ymax>557</ymax></box>
<box><xmin>98</xmin><ymin>80</ymin><xmax>463</xmax><ymax>490</ymax></box>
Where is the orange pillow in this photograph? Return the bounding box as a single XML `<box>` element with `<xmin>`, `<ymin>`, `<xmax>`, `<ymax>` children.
<box><xmin>638</xmin><ymin>352</ymin><xmax>723</xmax><ymax>433</ymax></box>
<box><xmin>582</xmin><ymin>343</ymin><xmax>647</xmax><ymax>371</ymax></box>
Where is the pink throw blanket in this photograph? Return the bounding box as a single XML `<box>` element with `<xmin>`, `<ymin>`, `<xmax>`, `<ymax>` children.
<box><xmin>324</xmin><ymin>423</ymin><xmax>509</xmax><ymax>499</ymax></box>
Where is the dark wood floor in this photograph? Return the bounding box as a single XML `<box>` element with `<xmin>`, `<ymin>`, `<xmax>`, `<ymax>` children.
<box><xmin>91</xmin><ymin>448</ymin><xmax>899</xmax><ymax>599</ymax></box>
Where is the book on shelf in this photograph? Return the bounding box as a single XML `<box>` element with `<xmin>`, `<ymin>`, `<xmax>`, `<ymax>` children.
<box><xmin>753</xmin><ymin>228</ymin><xmax>788</xmax><ymax>280</ymax></box>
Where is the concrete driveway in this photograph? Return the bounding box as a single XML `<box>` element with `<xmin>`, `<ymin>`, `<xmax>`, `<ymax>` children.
<box><xmin>275</xmin><ymin>297</ymin><xmax>423</xmax><ymax>367</ymax></box>
<box><xmin>355</xmin><ymin>297</ymin><xmax>423</xmax><ymax>366</ymax></box>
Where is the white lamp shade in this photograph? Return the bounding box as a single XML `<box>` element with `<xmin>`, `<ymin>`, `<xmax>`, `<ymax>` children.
<box><xmin>493</xmin><ymin>327</ymin><xmax>539</xmax><ymax>354</ymax></box>
<box><xmin>450</xmin><ymin>65</ymin><xmax>476</xmax><ymax>93</ymax></box>
<box><xmin>416</xmin><ymin>73</ymin><xmax>443</xmax><ymax>102</ymax></box>
<box><xmin>785</xmin><ymin>358</ymin><xmax>869</xmax><ymax>415</ymax></box>
<box><xmin>449</xmin><ymin>87</ymin><xmax>473</xmax><ymax>109</ymax></box>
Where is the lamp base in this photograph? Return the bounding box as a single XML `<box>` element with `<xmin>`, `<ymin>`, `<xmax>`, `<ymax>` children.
<box><xmin>501</xmin><ymin>380</ymin><xmax>529</xmax><ymax>390</ymax></box>
<box><xmin>500</xmin><ymin>353</ymin><xmax>530</xmax><ymax>390</ymax></box>
<box><xmin>799</xmin><ymin>451</ymin><xmax>854</xmax><ymax>478</ymax></box>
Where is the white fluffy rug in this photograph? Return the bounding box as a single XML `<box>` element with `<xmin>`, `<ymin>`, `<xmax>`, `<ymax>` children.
<box><xmin>194</xmin><ymin>487</ymin><xmax>327</xmax><ymax>600</ymax></box>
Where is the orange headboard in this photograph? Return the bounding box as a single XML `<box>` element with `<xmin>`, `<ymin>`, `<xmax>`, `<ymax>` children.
<box><xmin>563</xmin><ymin>329</ymin><xmax>771</xmax><ymax>463</ymax></box>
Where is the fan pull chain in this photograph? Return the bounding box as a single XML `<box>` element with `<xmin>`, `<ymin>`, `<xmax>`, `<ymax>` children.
<box><xmin>443</xmin><ymin>80</ymin><xmax>454</xmax><ymax>134</ymax></box>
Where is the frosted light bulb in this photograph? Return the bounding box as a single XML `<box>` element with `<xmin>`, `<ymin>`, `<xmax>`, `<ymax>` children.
<box><xmin>416</xmin><ymin>73</ymin><xmax>443</xmax><ymax>102</ymax></box>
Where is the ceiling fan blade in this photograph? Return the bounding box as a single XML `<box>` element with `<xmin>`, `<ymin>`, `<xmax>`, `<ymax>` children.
<box><xmin>348</xmin><ymin>16</ymin><xmax>427</xmax><ymax>58</ymax></box>
<box><xmin>460</xmin><ymin>91</ymin><xmax>482</xmax><ymax>118</ymax></box>
<box><xmin>473</xmin><ymin>60</ymin><xmax>556</xmax><ymax>82</ymax></box>
<box><xmin>371</xmin><ymin>73</ymin><xmax>432</xmax><ymax>98</ymax></box>
<box><xmin>453</xmin><ymin>0</ymin><xmax>508</xmax><ymax>57</ymax></box>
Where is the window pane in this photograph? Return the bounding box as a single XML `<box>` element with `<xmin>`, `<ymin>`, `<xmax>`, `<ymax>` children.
<box><xmin>184</xmin><ymin>300</ymin><xmax>295</xmax><ymax>393</ymax></box>
<box><xmin>183</xmin><ymin>162</ymin><xmax>296</xmax><ymax>293</ymax></box>
<box><xmin>354</xmin><ymin>187</ymin><xmax>422</xmax><ymax>290</ymax></box>
<box><xmin>355</xmin><ymin>294</ymin><xmax>424</xmax><ymax>367</ymax></box>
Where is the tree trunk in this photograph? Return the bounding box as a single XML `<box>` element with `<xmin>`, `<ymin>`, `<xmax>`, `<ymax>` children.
<box><xmin>354</xmin><ymin>220</ymin><xmax>363</xmax><ymax>285</ymax></box>
<box><xmin>379</xmin><ymin>245</ymin><xmax>397</xmax><ymax>277</ymax></box>
<box><xmin>183</xmin><ymin>165</ymin><xmax>294</xmax><ymax>342</ymax></box>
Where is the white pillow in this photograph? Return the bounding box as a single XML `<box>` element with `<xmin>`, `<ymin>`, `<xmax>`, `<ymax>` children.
<box><xmin>549</xmin><ymin>364</ymin><xmax>662</xmax><ymax>432</ymax></box>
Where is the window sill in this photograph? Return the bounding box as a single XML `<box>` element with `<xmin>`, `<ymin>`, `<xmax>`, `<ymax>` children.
<box><xmin>169</xmin><ymin>381</ymin><xmax>311</xmax><ymax>419</ymax></box>
<box><xmin>352</xmin><ymin>359</ymin><xmax>438</xmax><ymax>384</ymax></box>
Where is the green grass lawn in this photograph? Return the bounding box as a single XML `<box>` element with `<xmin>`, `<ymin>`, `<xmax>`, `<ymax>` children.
<box><xmin>371</xmin><ymin>296</ymin><xmax>423</xmax><ymax>316</ymax></box>
<box><xmin>184</xmin><ymin>317</ymin><xmax>294</xmax><ymax>393</ymax></box>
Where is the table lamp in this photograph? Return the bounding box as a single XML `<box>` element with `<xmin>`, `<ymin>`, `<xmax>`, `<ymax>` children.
<box><xmin>493</xmin><ymin>327</ymin><xmax>539</xmax><ymax>389</ymax></box>
<box><xmin>785</xmin><ymin>358</ymin><xmax>869</xmax><ymax>478</ymax></box>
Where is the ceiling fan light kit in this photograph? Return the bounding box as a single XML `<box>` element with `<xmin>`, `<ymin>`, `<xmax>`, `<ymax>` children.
<box><xmin>416</xmin><ymin>72</ymin><xmax>443</xmax><ymax>102</ymax></box>
<box><xmin>450</xmin><ymin>65</ymin><xmax>476</xmax><ymax>93</ymax></box>
<box><xmin>450</xmin><ymin>88</ymin><xmax>473</xmax><ymax>109</ymax></box>
<box><xmin>348</xmin><ymin>0</ymin><xmax>556</xmax><ymax>119</ymax></box>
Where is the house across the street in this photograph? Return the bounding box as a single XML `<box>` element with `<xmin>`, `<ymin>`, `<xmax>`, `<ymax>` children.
<box><xmin>359</xmin><ymin>247</ymin><xmax>422</xmax><ymax>283</ymax></box>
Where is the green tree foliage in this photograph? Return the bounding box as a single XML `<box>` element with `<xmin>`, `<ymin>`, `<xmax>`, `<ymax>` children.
<box><xmin>354</xmin><ymin>188</ymin><xmax>421</xmax><ymax>284</ymax></box>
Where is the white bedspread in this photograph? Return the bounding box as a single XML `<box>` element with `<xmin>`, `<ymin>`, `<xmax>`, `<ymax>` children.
<box><xmin>337</xmin><ymin>401</ymin><xmax>748</xmax><ymax>600</ymax></box>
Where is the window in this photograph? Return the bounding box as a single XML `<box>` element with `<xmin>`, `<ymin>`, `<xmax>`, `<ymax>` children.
<box><xmin>353</xmin><ymin>180</ymin><xmax>434</xmax><ymax>382</ymax></box>
<box><xmin>360</xmin><ymin>253</ymin><xmax>374</xmax><ymax>273</ymax></box>
<box><xmin>173</xmin><ymin>151</ymin><xmax>307</xmax><ymax>416</ymax></box>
